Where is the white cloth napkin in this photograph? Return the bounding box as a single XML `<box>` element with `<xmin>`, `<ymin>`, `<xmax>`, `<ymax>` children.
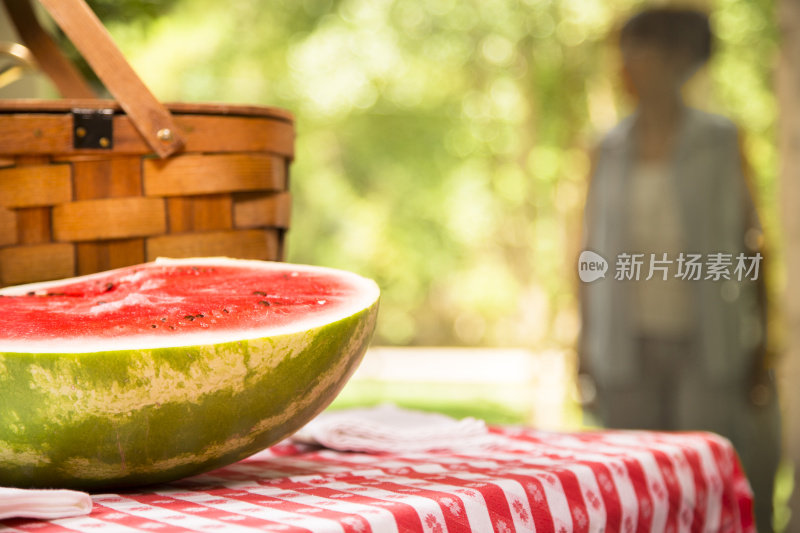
<box><xmin>0</xmin><ymin>487</ymin><xmax>92</xmax><ymax>520</ymax></box>
<box><xmin>292</xmin><ymin>404</ymin><xmax>494</xmax><ymax>453</ymax></box>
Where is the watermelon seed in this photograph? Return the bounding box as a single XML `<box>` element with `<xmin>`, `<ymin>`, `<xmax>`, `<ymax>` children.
<box><xmin>253</xmin><ymin>290</ymin><xmax>267</xmax><ymax>296</ymax></box>
<box><xmin>160</xmin><ymin>317</ymin><xmax>167</xmax><ymax>322</ymax></box>
<box><xmin>258</xmin><ymin>300</ymin><xmax>271</xmax><ymax>307</ymax></box>
<box><xmin>184</xmin><ymin>315</ymin><xmax>195</xmax><ymax>321</ymax></box>
<box><xmin>26</xmin><ymin>291</ymin><xmax>34</xmax><ymax>296</ymax></box>
<box><xmin>223</xmin><ymin>308</ymin><xmax>229</xmax><ymax>313</ymax></box>
<box><xmin>169</xmin><ymin>326</ymin><xmax>176</xmax><ymax>330</ymax></box>
<box><xmin>104</xmin><ymin>283</ymin><xmax>114</xmax><ymax>292</ymax></box>
<box><xmin>150</xmin><ymin>324</ymin><xmax>158</xmax><ymax>328</ymax></box>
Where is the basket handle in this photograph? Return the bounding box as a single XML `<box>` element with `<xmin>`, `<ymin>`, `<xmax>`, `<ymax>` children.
<box><xmin>3</xmin><ymin>0</ymin><xmax>184</xmax><ymax>158</ymax></box>
<box><xmin>2</xmin><ymin>0</ymin><xmax>96</xmax><ymax>98</ymax></box>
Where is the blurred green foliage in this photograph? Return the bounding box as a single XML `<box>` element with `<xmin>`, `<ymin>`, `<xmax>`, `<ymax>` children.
<box><xmin>88</xmin><ymin>0</ymin><xmax>178</xmax><ymax>20</ymax></box>
<box><xmin>90</xmin><ymin>0</ymin><xmax>776</xmax><ymax>349</ymax></box>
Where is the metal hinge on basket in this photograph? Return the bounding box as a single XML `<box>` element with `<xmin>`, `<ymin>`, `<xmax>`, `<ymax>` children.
<box><xmin>72</xmin><ymin>108</ymin><xmax>113</xmax><ymax>149</ymax></box>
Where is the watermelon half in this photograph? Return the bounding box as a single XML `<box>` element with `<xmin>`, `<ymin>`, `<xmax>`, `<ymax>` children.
<box><xmin>0</xmin><ymin>257</ymin><xmax>379</xmax><ymax>489</ymax></box>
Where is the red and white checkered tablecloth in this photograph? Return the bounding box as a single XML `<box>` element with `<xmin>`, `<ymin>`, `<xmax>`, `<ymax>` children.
<box><xmin>0</xmin><ymin>426</ymin><xmax>754</xmax><ymax>533</ymax></box>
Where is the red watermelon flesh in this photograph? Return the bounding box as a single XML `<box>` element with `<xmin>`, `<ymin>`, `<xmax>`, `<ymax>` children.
<box><xmin>0</xmin><ymin>257</ymin><xmax>378</xmax><ymax>353</ymax></box>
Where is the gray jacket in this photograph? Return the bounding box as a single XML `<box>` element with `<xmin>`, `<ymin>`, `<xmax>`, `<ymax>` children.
<box><xmin>581</xmin><ymin>107</ymin><xmax>764</xmax><ymax>386</ymax></box>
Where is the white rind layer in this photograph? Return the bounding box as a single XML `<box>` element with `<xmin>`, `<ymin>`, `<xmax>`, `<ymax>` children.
<box><xmin>0</xmin><ymin>257</ymin><xmax>380</xmax><ymax>354</ymax></box>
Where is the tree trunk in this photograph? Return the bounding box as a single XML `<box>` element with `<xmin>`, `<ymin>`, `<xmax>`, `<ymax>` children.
<box><xmin>778</xmin><ymin>0</ymin><xmax>800</xmax><ymax>531</ymax></box>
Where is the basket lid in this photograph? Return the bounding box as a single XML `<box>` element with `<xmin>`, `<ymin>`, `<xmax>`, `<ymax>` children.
<box><xmin>0</xmin><ymin>99</ymin><xmax>294</xmax><ymax>123</ymax></box>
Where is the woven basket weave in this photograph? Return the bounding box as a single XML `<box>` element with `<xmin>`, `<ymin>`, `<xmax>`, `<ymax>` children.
<box><xmin>0</xmin><ymin>0</ymin><xmax>294</xmax><ymax>287</ymax></box>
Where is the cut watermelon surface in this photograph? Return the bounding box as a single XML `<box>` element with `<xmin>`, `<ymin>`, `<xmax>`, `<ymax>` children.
<box><xmin>0</xmin><ymin>257</ymin><xmax>379</xmax><ymax>352</ymax></box>
<box><xmin>0</xmin><ymin>257</ymin><xmax>379</xmax><ymax>489</ymax></box>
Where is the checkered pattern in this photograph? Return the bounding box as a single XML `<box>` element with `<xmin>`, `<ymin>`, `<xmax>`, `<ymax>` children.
<box><xmin>0</xmin><ymin>426</ymin><xmax>753</xmax><ymax>532</ymax></box>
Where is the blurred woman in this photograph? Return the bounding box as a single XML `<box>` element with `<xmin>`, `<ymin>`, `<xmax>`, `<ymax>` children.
<box><xmin>579</xmin><ymin>8</ymin><xmax>781</xmax><ymax>531</ymax></box>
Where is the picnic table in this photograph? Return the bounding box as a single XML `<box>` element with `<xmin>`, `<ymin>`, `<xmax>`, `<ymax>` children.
<box><xmin>0</xmin><ymin>425</ymin><xmax>753</xmax><ymax>532</ymax></box>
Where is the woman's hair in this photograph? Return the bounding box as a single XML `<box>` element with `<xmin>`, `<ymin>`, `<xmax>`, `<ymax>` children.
<box><xmin>620</xmin><ymin>7</ymin><xmax>713</xmax><ymax>67</ymax></box>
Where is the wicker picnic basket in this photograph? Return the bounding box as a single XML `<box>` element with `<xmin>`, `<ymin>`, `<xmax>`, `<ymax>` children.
<box><xmin>0</xmin><ymin>0</ymin><xmax>294</xmax><ymax>287</ymax></box>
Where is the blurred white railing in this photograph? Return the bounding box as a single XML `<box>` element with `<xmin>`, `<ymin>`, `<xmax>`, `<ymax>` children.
<box><xmin>333</xmin><ymin>346</ymin><xmax>580</xmax><ymax>430</ymax></box>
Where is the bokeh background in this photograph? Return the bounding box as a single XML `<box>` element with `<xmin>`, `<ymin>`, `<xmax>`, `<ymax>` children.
<box><xmin>46</xmin><ymin>0</ymin><xmax>779</xmax><ymax>352</ymax></box>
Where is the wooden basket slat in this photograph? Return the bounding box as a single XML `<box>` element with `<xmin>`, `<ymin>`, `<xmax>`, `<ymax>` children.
<box><xmin>0</xmin><ymin>116</ymin><xmax>70</xmax><ymax>154</ymax></box>
<box><xmin>166</xmin><ymin>195</ymin><xmax>233</xmax><ymax>234</ymax></box>
<box><xmin>52</xmin><ymin>197</ymin><xmax>166</xmax><ymax>242</ymax></box>
<box><xmin>0</xmin><ymin>164</ymin><xmax>72</xmax><ymax>208</ymax></box>
<box><xmin>233</xmin><ymin>191</ymin><xmax>292</xmax><ymax>229</ymax></box>
<box><xmin>16</xmin><ymin>207</ymin><xmax>51</xmax><ymax>244</ymax></box>
<box><xmin>72</xmin><ymin>157</ymin><xmax>142</xmax><ymax>200</ymax></box>
<box><xmin>0</xmin><ymin>114</ymin><xmax>294</xmax><ymax>158</ymax></box>
<box><xmin>0</xmin><ymin>243</ymin><xmax>74</xmax><ymax>286</ymax></box>
<box><xmin>172</xmin><ymin>116</ymin><xmax>294</xmax><ymax>158</ymax></box>
<box><xmin>76</xmin><ymin>239</ymin><xmax>145</xmax><ymax>276</ymax></box>
<box><xmin>145</xmin><ymin>229</ymin><xmax>280</xmax><ymax>262</ymax></box>
<box><xmin>16</xmin><ymin>155</ymin><xmax>52</xmax><ymax>165</ymax></box>
<box><xmin>114</xmin><ymin>115</ymin><xmax>295</xmax><ymax>157</ymax></box>
<box><xmin>0</xmin><ymin>207</ymin><xmax>17</xmax><ymax>246</ymax></box>
<box><xmin>144</xmin><ymin>153</ymin><xmax>285</xmax><ymax>197</ymax></box>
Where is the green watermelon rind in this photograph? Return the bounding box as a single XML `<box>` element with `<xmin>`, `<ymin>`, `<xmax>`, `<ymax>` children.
<box><xmin>0</xmin><ymin>260</ymin><xmax>379</xmax><ymax>490</ymax></box>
